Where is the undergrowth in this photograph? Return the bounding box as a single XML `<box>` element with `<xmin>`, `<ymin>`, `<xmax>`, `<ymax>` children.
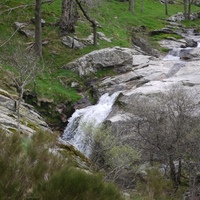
<box><xmin>0</xmin><ymin>128</ymin><xmax>123</xmax><ymax>200</ymax></box>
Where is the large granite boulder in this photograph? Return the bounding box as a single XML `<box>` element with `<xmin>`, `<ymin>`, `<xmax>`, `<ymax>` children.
<box><xmin>63</xmin><ymin>47</ymin><xmax>140</xmax><ymax>76</ymax></box>
<box><xmin>105</xmin><ymin>53</ymin><xmax>200</xmax><ymax>128</ymax></box>
<box><xmin>0</xmin><ymin>88</ymin><xmax>50</xmax><ymax>135</ymax></box>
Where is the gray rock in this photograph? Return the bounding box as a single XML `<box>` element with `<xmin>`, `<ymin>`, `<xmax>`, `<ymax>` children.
<box><xmin>168</xmin><ymin>12</ymin><xmax>185</xmax><ymax>22</ymax></box>
<box><xmin>14</xmin><ymin>22</ymin><xmax>29</xmax><ymax>29</ymax></box>
<box><xmin>63</xmin><ymin>47</ymin><xmax>140</xmax><ymax>76</ymax></box>
<box><xmin>97</xmin><ymin>32</ymin><xmax>112</xmax><ymax>42</ymax></box>
<box><xmin>160</xmin><ymin>0</ymin><xmax>174</xmax><ymax>3</ymax></box>
<box><xmin>31</xmin><ymin>18</ymin><xmax>46</xmax><ymax>26</ymax></box>
<box><xmin>132</xmin><ymin>35</ymin><xmax>160</xmax><ymax>57</ymax></box>
<box><xmin>168</xmin><ymin>12</ymin><xmax>200</xmax><ymax>22</ymax></box>
<box><xmin>62</xmin><ymin>36</ymin><xmax>86</xmax><ymax>49</ymax></box>
<box><xmin>185</xmin><ymin>38</ymin><xmax>198</xmax><ymax>47</ymax></box>
<box><xmin>0</xmin><ymin>88</ymin><xmax>50</xmax><ymax>135</ymax></box>
<box><xmin>180</xmin><ymin>47</ymin><xmax>200</xmax><ymax>60</ymax></box>
<box><xmin>19</xmin><ymin>29</ymin><xmax>35</xmax><ymax>38</ymax></box>
<box><xmin>159</xmin><ymin>39</ymin><xmax>186</xmax><ymax>49</ymax></box>
<box><xmin>73</xmin><ymin>98</ymin><xmax>92</xmax><ymax>109</ymax></box>
<box><xmin>14</xmin><ymin>21</ymin><xmax>35</xmax><ymax>38</ymax></box>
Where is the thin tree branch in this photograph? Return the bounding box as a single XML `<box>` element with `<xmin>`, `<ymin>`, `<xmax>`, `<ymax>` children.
<box><xmin>0</xmin><ymin>27</ymin><xmax>20</xmax><ymax>48</ymax></box>
<box><xmin>0</xmin><ymin>0</ymin><xmax>54</xmax><ymax>16</ymax></box>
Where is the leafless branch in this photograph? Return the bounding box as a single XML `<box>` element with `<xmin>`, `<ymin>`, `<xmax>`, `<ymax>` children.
<box><xmin>0</xmin><ymin>27</ymin><xmax>20</xmax><ymax>48</ymax></box>
<box><xmin>0</xmin><ymin>0</ymin><xmax>54</xmax><ymax>15</ymax></box>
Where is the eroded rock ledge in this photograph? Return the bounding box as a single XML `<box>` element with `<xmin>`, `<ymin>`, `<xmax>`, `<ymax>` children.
<box><xmin>0</xmin><ymin>88</ymin><xmax>50</xmax><ymax>135</ymax></box>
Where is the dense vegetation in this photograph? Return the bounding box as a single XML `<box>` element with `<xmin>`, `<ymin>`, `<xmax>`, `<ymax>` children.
<box><xmin>0</xmin><ymin>128</ymin><xmax>123</xmax><ymax>200</ymax></box>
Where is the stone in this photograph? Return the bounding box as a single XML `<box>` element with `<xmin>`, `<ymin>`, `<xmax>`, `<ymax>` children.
<box><xmin>160</xmin><ymin>0</ymin><xmax>174</xmax><ymax>3</ymax></box>
<box><xmin>14</xmin><ymin>22</ymin><xmax>29</xmax><ymax>29</ymax></box>
<box><xmin>73</xmin><ymin>98</ymin><xmax>91</xmax><ymax>109</ymax></box>
<box><xmin>63</xmin><ymin>47</ymin><xmax>140</xmax><ymax>76</ymax></box>
<box><xmin>62</xmin><ymin>33</ymin><xmax>111</xmax><ymax>50</ymax></box>
<box><xmin>71</xmin><ymin>82</ymin><xmax>79</xmax><ymax>88</ymax></box>
<box><xmin>31</xmin><ymin>18</ymin><xmax>46</xmax><ymax>26</ymax></box>
<box><xmin>0</xmin><ymin>88</ymin><xmax>50</xmax><ymax>135</ymax></box>
<box><xmin>149</xmin><ymin>28</ymin><xmax>176</xmax><ymax>36</ymax></box>
<box><xmin>185</xmin><ymin>38</ymin><xmax>198</xmax><ymax>47</ymax></box>
<box><xmin>179</xmin><ymin>49</ymin><xmax>193</xmax><ymax>60</ymax></box>
<box><xmin>62</xmin><ymin>36</ymin><xmax>86</xmax><ymax>49</ymax></box>
<box><xmin>168</xmin><ymin>12</ymin><xmax>200</xmax><ymax>22</ymax></box>
<box><xmin>132</xmin><ymin>35</ymin><xmax>160</xmax><ymax>57</ymax></box>
<box><xmin>180</xmin><ymin>47</ymin><xmax>200</xmax><ymax>60</ymax></box>
<box><xmin>168</xmin><ymin>12</ymin><xmax>185</xmax><ymax>22</ymax></box>
<box><xmin>14</xmin><ymin>21</ymin><xmax>35</xmax><ymax>38</ymax></box>
<box><xmin>19</xmin><ymin>29</ymin><xmax>35</xmax><ymax>38</ymax></box>
<box><xmin>97</xmin><ymin>32</ymin><xmax>111</xmax><ymax>42</ymax></box>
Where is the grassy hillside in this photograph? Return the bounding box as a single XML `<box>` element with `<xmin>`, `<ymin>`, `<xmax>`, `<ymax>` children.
<box><xmin>0</xmin><ymin>0</ymin><xmax>199</xmax><ymax>127</ymax></box>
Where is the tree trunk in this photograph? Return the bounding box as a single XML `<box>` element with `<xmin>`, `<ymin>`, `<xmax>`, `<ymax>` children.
<box><xmin>93</xmin><ymin>24</ymin><xmax>97</xmax><ymax>46</ymax></box>
<box><xmin>169</xmin><ymin>155</ymin><xmax>177</xmax><ymax>187</ymax></box>
<box><xmin>188</xmin><ymin>0</ymin><xmax>194</xmax><ymax>20</ymax></box>
<box><xmin>60</xmin><ymin>0</ymin><xmax>78</xmax><ymax>36</ymax></box>
<box><xmin>165</xmin><ymin>0</ymin><xmax>168</xmax><ymax>15</ymax></box>
<box><xmin>75</xmin><ymin>0</ymin><xmax>98</xmax><ymax>46</ymax></box>
<box><xmin>35</xmin><ymin>0</ymin><xmax>42</xmax><ymax>57</ymax></box>
<box><xmin>177</xmin><ymin>157</ymin><xmax>182</xmax><ymax>185</ymax></box>
<box><xmin>141</xmin><ymin>0</ymin><xmax>144</xmax><ymax>12</ymax></box>
<box><xmin>183</xmin><ymin>0</ymin><xmax>188</xmax><ymax>19</ymax></box>
<box><xmin>17</xmin><ymin>86</ymin><xmax>24</xmax><ymax>134</ymax></box>
<box><xmin>129</xmin><ymin>0</ymin><xmax>135</xmax><ymax>13</ymax></box>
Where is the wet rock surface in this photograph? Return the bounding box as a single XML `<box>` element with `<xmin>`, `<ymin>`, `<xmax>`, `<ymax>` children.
<box><xmin>64</xmin><ymin>26</ymin><xmax>200</xmax><ymax>128</ymax></box>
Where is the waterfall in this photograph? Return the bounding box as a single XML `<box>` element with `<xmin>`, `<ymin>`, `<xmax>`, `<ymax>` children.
<box><xmin>163</xmin><ymin>48</ymin><xmax>182</xmax><ymax>61</ymax></box>
<box><xmin>163</xmin><ymin>31</ymin><xmax>200</xmax><ymax>61</ymax></box>
<box><xmin>61</xmin><ymin>92</ymin><xmax>120</xmax><ymax>157</ymax></box>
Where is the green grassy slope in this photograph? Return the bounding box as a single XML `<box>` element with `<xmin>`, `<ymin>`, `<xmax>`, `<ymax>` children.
<box><xmin>0</xmin><ymin>0</ymin><xmax>199</xmax><ymax>126</ymax></box>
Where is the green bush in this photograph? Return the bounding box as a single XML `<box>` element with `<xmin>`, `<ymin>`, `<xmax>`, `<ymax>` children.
<box><xmin>36</xmin><ymin>168</ymin><xmax>123</xmax><ymax>200</ymax></box>
<box><xmin>0</xmin><ymin>128</ymin><xmax>123</xmax><ymax>200</ymax></box>
<box><xmin>135</xmin><ymin>168</ymin><xmax>173</xmax><ymax>200</ymax></box>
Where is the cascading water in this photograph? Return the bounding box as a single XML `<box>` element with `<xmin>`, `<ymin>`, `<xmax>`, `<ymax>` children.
<box><xmin>163</xmin><ymin>29</ymin><xmax>200</xmax><ymax>61</ymax></box>
<box><xmin>163</xmin><ymin>46</ymin><xmax>193</xmax><ymax>61</ymax></box>
<box><xmin>61</xmin><ymin>92</ymin><xmax>121</xmax><ymax>157</ymax></box>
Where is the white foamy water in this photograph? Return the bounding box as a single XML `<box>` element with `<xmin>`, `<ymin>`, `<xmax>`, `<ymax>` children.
<box><xmin>61</xmin><ymin>92</ymin><xmax>121</xmax><ymax>157</ymax></box>
<box><xmin>163</xmin><ymin>54</ymin><xmax>180</xmax><ymax>61</ymax></box>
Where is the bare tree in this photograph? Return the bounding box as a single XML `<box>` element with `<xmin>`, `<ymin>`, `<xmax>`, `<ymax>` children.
<box><xmin>2</xmin><ymin>46</ymin><xmax>39</xmax><ymax>133</ymax></box>
<box><xmin>59</xmin><ymin>0</ymin><xmax>101</xmax><ymax>45</ymax></box>
<box><xmin>75</xmin><ymin>0</ymin><xmax>99</xmax><ymax>46</ymax></box>
<box><xmin>121</xmin><ymin>86</ymin><xmax>200</xmax><ymax>187</ymax></box>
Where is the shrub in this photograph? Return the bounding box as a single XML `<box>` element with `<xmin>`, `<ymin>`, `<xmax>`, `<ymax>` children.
<box><xmin>36</xmin><ymin>167</ymin><xmax>123</xmax><ymax>200</ymax></box>
<box><xmin>135</xmin><ymin>168</ymin><xmax>173</xmax><ymax>200</ymax></box>
<box><xmin>0</xmin><ymin>128</ymin><xmax>123</xmax><ymax>200</ymax></box>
